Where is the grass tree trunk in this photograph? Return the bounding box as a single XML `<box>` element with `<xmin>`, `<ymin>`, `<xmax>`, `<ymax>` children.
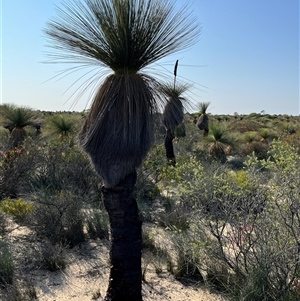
<box><xmin>164</xmin><ymin>129</ymin><xmax>176</xmax><ymax>165</ymax></box>
<box><xmin>101</xmin><ymin>171</ymin><xmax>142</xmax><ymax>301</ymax></box>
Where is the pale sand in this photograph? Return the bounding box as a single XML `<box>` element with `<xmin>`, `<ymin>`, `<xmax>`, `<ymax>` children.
<box><xmin>1</xmin><ymin>221</ymin><xmax>228</xmax><ymax>301</ymax></box>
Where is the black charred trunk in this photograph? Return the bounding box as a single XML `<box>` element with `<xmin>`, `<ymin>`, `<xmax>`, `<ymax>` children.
<box><xmin>164</xmin><ymin>129</ymin><xmax>176</xmax><ymax>165</ymax></box>
<box><xmin>203</xmin><ymin>128</ymin><xmax>209</xmax><ymax>137</ymax></box>
<box><xmin>197</xmin><ymin>114</ymin><xmax>209</xmax><ymax>137</ymax></box>
<box><xmin>102</xmin><ymin>171</ymin><xmax>142</xmax><ymax>301</ymax></box>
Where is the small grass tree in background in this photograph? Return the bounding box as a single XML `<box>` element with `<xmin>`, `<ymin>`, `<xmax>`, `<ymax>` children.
<box><xmin>45</xmin><ymin>114</ymin><xmax>77</xmax><ymax>140</ymax></box>
<box><xmin>0</xmin><ymin>104</ymin><xmax>42</xmax><ymax>148</ymax></box>
<box><xmin>43</xmin><ymin>0</ymin><xmax>200</xmax><ymax>299</ymax></box>
<box><xmin>196</xmin><ymin>101</ymin><xmax>210</xmax><ymax>136</ymax></box>
<box><xmin>206</xmin><ymin>122</ymin><xmax>235</xmax><ymax>163</ymax></box>
<box><xmin>161</xmin><ymin>80</ymin><xmax>191</xmax><ymax>166</ymax></box>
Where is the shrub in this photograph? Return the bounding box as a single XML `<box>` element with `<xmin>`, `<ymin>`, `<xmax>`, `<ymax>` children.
<box><xmin>86</xmin><ymin>210</ymin><xmax>109</xmax><ymax>240</ymax></box>
<box><xmin>0</xmin><ymin>241</ymin><xmax>14</xmax><ymax>287</ymax></box>
<box><xmin>0</xmin><ymin>285</ymin><xmax>33</xmax><ymax>301</ymax></box>
<box><xmin>0</xmin><ymin>198</ymin><xmax>34</xmax><ymax>223</ymax></box>
<box><xmin>41</xmin><ymin>242</ymin><xmax>66</xmax><ymax>271</ymax></box>
<box><xmin>143</xmin><ymin>144</ymin><xmax>168</xmax><ymax>183</ymax></box>
<box><xmin>156</xmin><ymin>204</ymin><xmax>190</xmax><ymax>233</ymax></box>
<box><xmin>168</xmin><ymin>228</ymin><xmax>207</xmax><ymax>280</ymax></box>
<box><xmin>154</xmin><ymin>146</ymin><xmax>300</xmax><ymax>300</ymax></box>
<box><xmin>282</xmin><ymin>132</ymin><xmax>300</xmax><ymax>154</ymax></box>
<box><xmin>174</xmin><ymin>122</ymin><xmax>186</xmax><ymax>138</ymax></box>
<box><xmin>239</xmin><ymin>141</ymin><xmax>269</xmax><ymax>159</ymax></box>
<box><xmin>30</xmin><ymin>140</ymin><xmax>100</xmax><ymax>202</ymax></box>
<box><xmin>259</xmin><ymin>127</ymin><xmax>277</xmax><ymax>142</ymax></box>
<box><xmin>0</xmin><ymin>212</ymin><xmax>6</xmax><ymax>236</ymax></box>
<box><xmin>133</xmin><ymin>167</ymin><xmax>163</xmax><ymax>222</ymax></box>
<box><xmin>142</xmin><ymin>226</ymin><xmax>174</xmax><ymax>278</ymax></box>
<box><xmin>229</xmin><ymin>119</ymin><xmax>262</xmax><ymax>133</ymax></box>
<box><xmin>280</xmin><ymin>122</ymin><xmax>297</xmax><ymax>135</ymax></box>
<box><xmin>0</xmin><ymin>140</ymin><xmax>39</xmax><ymax>199</ymax></box>
<box><xmin>31</xmin><ymin>191</ymin><xmax>85</xmax><ymax>247</ymax></box>
<box><xmin>243</xmin><ymin>131</ymin><xmax>258</xmax><ymax>143</ymax></box>
<box><xmin>205</xmin><ymin>141</ymin><xmax>300</xmax><ymax>300</ymax></box>
<box><xmin>1</xmin><ymin>284</ymin><xmax>38</xmax><ymax>301</ymax></box>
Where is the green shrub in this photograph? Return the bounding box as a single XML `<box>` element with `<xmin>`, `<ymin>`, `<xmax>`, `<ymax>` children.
<box><xmin>0</xmin><ymin>198</ymin><xmax>34</xmax><ymax>223</ymax></box>
<box><xmin>86</xmin><ymin>210</ymin><xmax>109</xmax><ymax>240</ymax></box>
<box><xmin>259</xmin><ymin>127</ymin><xmax>277</xmax><ymax>142</ymax></box>
<box><xmin>0</xmin><ymin>241</ymin><xmax>14</xmax><ymax>287</ymax></box>
<box><xmin>143</xmin><ymin>144</ymin><xmax>168</xmax><ymax>183</ymax></box>
<box><xmin>229</xmin><ymin>119</ymin><xmax>262</xmax><ymax>133</ymax></box>
<box><xmin>206</xmin><ymin>141</ymin><xmax>300</xmax><ymax>300</ymax></box>
<box><xmin>142</xmin><ymin>227</ymin><xmax>174</xmax><ymax>278</ymax></box>
<box><xmin>41</xmin><ymin>242</ymin><xmax>66</xmax><ymax>271</ymax></box>
<box><xmin>156</xmin><ymin>206</ymin><xmax>190</xmax><ymax>233</ymax></box>
<box><xmin>31</xmin><ymin>191</ymin><xmax>85</xmax><ymax>247</ymax></box>
<box><xmin>169</xmin><ymin>229</ymin><xmax>207</xmax><ymax>280</ymax></box>
<box><xmin>153</xmin><ymin>145</ymin><xmax>300</xmax><ymax>300</ymax></box>
<box><xmin>30</xmin><ymin>140</ymin><xmax>100</xmax><ymax>202</ymax></box>
<box><xmin>243</xmin><ymin>131</ymin><xmax>258</xmax><ymax>143</ymax></box>
<box><xmin>174</xmin><ymin>122</ymin><xmax>186</xmax><ymax>138</ymax></box>
<box><xmin>0</xmin><ymin>212</ymin><xmax>6</xmax><ymax>235</ymax></box>
<box><xmin>0</xmin><ymin>140</ymin><xmax>40</xmax><ymax>199</ymax></box>
<box><xmin>283</xmin><ymin>132</ymin><xmax>300</xmax><ymax>154</ymax></box>
<box><xmin>240</xmin><ymin>140</ymin><xmax>269</xmax><ymax>159</ymax></box>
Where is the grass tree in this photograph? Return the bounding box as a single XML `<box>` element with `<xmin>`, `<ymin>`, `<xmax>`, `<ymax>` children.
<box><xmin>44</xmin><ymin>0</ymin><xmax>200</xmax><ymax>300</ymax></box>
<box><xmin>0</xmin><ymin>104</ymin><xmax>41</xmax><ymax>148</ymax></box>
<box><xmin>161</xmin><ymin>81</ymin><xmax>191</xmax><ymax>165</ymax></box>
<box><xmin>206</xmin><ymin>122</ymin><xmax>234</xmax><ymax>163</ymax></box>
<box><xmin>196</xmin><ymin>101</ymin><xmax>210</xmax><ymax>136</ymax></box>
<box><xmin>45</xmin><ymin>114</ymin><xmax>79</xmax><ymax>142</ymax></box>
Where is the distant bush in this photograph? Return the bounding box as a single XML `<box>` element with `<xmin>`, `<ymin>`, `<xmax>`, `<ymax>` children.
<box><xmin>243</xmin><ymin>131</ymin><xmax>258</xmax><ymax>143</ymax></box>
<box><xmin>239</xmin><ymin>140</ymin><xmax>269</xmax><ymax>159</ymax></box>
<box><xmin>283</xmin><ymin>132</ymin><xmax>300</xmax><ymax>154</ymax></box>
<box><xmin>229</xmin><ymin>119</ymin><xmax>262</xmax><ymax>133</ymax></box>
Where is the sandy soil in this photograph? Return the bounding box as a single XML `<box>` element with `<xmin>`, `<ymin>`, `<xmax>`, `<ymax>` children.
<box><xmin>0</xmin><ymin>222</ymin><xmax>228</xmax><ymax>301</ymax></box>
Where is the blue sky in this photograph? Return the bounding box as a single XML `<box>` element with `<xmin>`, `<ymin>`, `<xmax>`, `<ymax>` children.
<box><xmin>1</xmin><ymin>0</ymin><xmax>299</xmax><ymax>115</ymax></box>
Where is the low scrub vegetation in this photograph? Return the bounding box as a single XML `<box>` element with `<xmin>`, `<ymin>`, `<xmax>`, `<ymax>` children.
<box><xmin>1</xmin><ymin>107</ymin><xmax>300</xmax><ymax>300</ymax></box>
<box><xmin>0</xmin><ymin>241</ymin><xmax>14</xmax><ymax>287</ymax></box>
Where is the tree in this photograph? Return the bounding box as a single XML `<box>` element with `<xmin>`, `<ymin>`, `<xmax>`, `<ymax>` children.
<box><xmin>44</xmin><ymin>0</ymin><xmax>200</xmax><ymax>300</ymax></box>
<box><xmin>196</xmin><ymin>101</ymin><xmax>210</xmax><ymax>136</ymax></box>
<box><xmin>161</xmin><ymin>81</ymin><xmax>191</xmax><ymax>165</ymax></box>
<box><xmin>0</xmin><ymin>104</ymin><xmax>41</xmax><ymax>148</ymax></box>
